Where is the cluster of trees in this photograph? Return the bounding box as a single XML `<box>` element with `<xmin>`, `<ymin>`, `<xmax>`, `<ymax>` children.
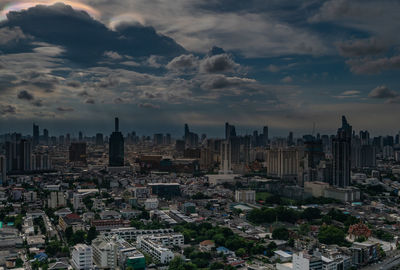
<box><xmin>174</xmin><ymin>223</ymin><xmax>264</xmax><ymax>256</ymax></box>
<box><xmin>318</xmin><ymin>225</ymin><xmax>350</xmax><ymax>247</ymax></box>
<box><xmin>374</xmin><ymin>229</ymin><xmax>394</xmax><ymax>242</ymax></box>
<box><xmin>248</xmin><ymin>206</ymin><xmax>321</xmax><ymax>224</ymax></box>
<box><xmin>168</xmin><ymin>256</ymin><xmax>236</xmax><ymax>270</ymax></box>
<box><xmin>192</xmin><ymin>192</ymin><xmax>211</xmax><ymax>200</ymax></box>
<box><xmin>33</xmin><ymin>217</ymin><xmax>46</xmax><ymax>235</ymax></box>
<box><xmin>0</xmin><ymin>214</ymin><xmax>23</xmax><ymax>230</ymax></box>
<box><xmin>130</xmin><ymin>219</ymin><xmax>167</xmax><ymax>230</ymax></box>
<box><xmin>65</xmin><ymin>226</ymin><xmax>98</xmax><ymax>245</ymax></box>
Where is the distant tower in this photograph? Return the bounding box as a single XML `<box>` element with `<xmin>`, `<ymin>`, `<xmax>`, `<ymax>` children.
<box><xmin>332</xmin><ymin>116</ymin><xmax>352</xmax><ymax>187</ymax></box>
<box><xmin>109</xmin><ymin>117</ymin><xmax>124</xmax><ymax>167</ymax></box>
<box><xmin>33</xmin><ymin>124</ymin><xmax>39</xmax><ymax>147</ymax></box>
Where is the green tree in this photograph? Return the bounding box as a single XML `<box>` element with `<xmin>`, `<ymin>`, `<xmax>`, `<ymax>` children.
<box><xmin>86</xmin><ymin>226</ymin><xmax>98</xmax><ymax>244</ymax></box>
<box><xmin>236</xmin><ymin>248</ymin><xmax>246</xmax><ymax>257</ymax></box>
<box><xmin>318</xmin><ymin>225</ymin><xmax>347</xmax><ymax>246</ymax></box>
<box><xmin>272</xmin><ymin>227</ymin><xmax>289</xmax><ymax>240</ymax></box>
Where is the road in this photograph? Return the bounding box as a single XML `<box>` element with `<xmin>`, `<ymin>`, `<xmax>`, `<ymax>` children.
<box><xmin>363</xmin><ymin>253</ymin><xmax>400</xmax><ymax>270</ymax></box>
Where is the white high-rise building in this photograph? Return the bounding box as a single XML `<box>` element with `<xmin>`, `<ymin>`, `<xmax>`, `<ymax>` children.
<box><xmin>71</xmin><ymin>244</ymin><xmax>93</xmax><ymax>270</ymax></box>
<box><xmin>219</xmin><ymin>140</ymin><xmax>232</xmax><ymax>174</ymax></box>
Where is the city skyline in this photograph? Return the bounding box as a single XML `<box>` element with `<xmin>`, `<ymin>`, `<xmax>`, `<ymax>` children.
<box><xmin>0</xmin><ymin>1</ymin><xmax>400</xmax><ymax>136</ymax></box>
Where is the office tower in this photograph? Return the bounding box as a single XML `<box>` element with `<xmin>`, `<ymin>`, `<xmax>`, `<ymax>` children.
<box><xmin>183</xmin><ymin>124</ymin><xmax>199</xmax><ymax>147</ymax></box>
<box><xmin>33</xmin><ymin>123</ymin><xmax>39</xmax><ymax>147</ymax></box>
<box><xmin>153</xmin><ymin>133</ymin><xmax>164</xmax><ymax>145</ymax></box>
<box><xmin>360</xmin><ymin>145</ymin><xmax>376</xmax><ymax>167</ymax></box>
<box><xmin>42</xmin><ymin>128</ymin><xmax>49</xmax><ymax>145</ymax></box>
<box><xmin>351</xmin><ymin>136</ymin><xmax>361</xmax><ymax>169</ymax></box>
<box><xmin>66</xmin><ymin>133</ymin><xmax>71</xmax><ymax>146</ymax></box>
<box><xmin>59</xmin><ymin>135</ymin><xmax>65</xmax><ymax>145</ymax></box>
<box><xmin>69</xmin><ymin>142</ymin><xmax>87</xmax><ymax>163</ymax></box>
<box><xmin>383</xmin><ymin>136</ymin><xmax>394</xmax><ymax>147</ymax></box>
<box><xmin>220</xmin><ymin>140</ymin><xmax>232</xmax><ymax>173</ymax></box>
<box><xmin>164</xmin><ymin>133</ymin><xmax>171</xmax><ymax>145</ymax></box>
<box><xmin>359</xmin><ymin>130</ymin><xmax>370</xmax><ymax>145</ymax></box>
<box><xmin>332</xmin><ymin>116</ymin><xmax>352</xmax><ymax>187</ymax></box>
<box><xmin>263</xmin><ymin>126</ymin><xmax>269</xmax><ymax>146</ymax></box>
<box><xmin>303</xmin><ymin>137</ymin><xmax>324</xmax><ymax>182</ymax></box>
<box><xmin>287</xmin><ymin>131</ymin><xmax>294</xmax><ymax>146</ymax></box>
<box><xmin>109</xmin><ymin>117</ymin><xmax>124</xmax><ymax>166</ymax></box>
<box><xmin>225</xmin><ymin>122</ymin><xmax>236</xmax><ymax>140</ymax></box>
<box><xmin>79</xmin><ymin>131</ymin><xmax>83</xmax><ymax>141</ymax></box>
<box><xmin>95</xmin><ymin>133</ymin><xmax>104</xmax><ymax>146</ymax></box>
<box><xmin>175</xmin><ymin>140</ymin><xmax>185</xmax><ymax>153</ymax></box>
<box><xmin>0</xmin><ymin>155</ymin><xmax>6</xmax><ymax>186</ymax></box>
<box><xmin>396</xmin><ymin>133</ymin><xmax>400</xmax><ymax>145</ymax></box>
<box><xmin>17</xmin><ymin>139</ymin><xmax>32</xmax><ymax>171</ymax></box>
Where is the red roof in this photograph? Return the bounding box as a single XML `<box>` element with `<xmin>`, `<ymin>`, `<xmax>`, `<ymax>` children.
<box><xmin>65</xmin><ymin>213</ymin><xmax>81</xmax><ymax>220</ymax></box>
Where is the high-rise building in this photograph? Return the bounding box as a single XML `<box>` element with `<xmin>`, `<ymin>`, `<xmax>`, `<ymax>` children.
<box><xmin>19</xmin><ymin>139</ymin><xmax>32</xmax><ymax>171</ymax></box>
<box><xmin>225</xmin><ymin>122</ymin><xmax>236</xmax><ymax>140</ymax></box>
<box><xmin>43</xmin><ymin>129</ymin><xmax>49</xmax><ymax>145</ymax></box>
<box><xmin>79</xmin><ymin>131</ymin><xmax>83</xmax><ymax>142</ymax></box>
<box><xmin>263</xmin><ymin>126</ymin><xmax>269</xmax><ymax>146</ymax></box>
<box><xmin>33</xmin><ymin>123</ymin><xmax>39</xmax><ymax>147</ymax></box>
<box><xmin>287</xmin><ymin>131</ymin><xmax>294</xmax><ymax>146</ymax></box>
<box><xmin>332</xmin><ymin>116</ymin><xmax>352</xmax><ymax>187</ymax></box>
<box><xmin>96</xmin><ymin>133</ymin><xmax>104</xmax><ymax>146</ymax></box>
<box><xmin>109</xmin><ymin>118</ymin><xmax>124</xmax><ymax>167</ymax></box>
<box><xmin>69</xmin><ymin>142</ymin><xmax>87</xmax><ymax>163</ymax></box>
<box><xmin>0</xmin><ymin>155</ymin><xmax>6</xmax><ymax>186</ymax></box>
<box><xmin>153</xmin><ymin>133</ymin><xmax>164</xmax><ymax>145</ymax></box>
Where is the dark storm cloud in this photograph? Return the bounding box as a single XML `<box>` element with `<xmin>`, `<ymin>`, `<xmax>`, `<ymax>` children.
<box><xmin>1</xmin><ymin>3</ymin><xmax>185</xmax><ymax>64</ymax></box>
<box><xmin>17</xmin><ymin>90</ymin><xmax>34</xmax><ymax>100</ymax></box>
<box><xmin>199</xmin><ymin>54</ymin><xmax>239</xmax><ymax>73</ymax></box>
<box><xmin>32</xmin><ymin>100</ymin><xmax>44</xmax><ymax>107</ymax></box>
<box><xmin>0</xmin><ymin>105</ymin><xmax>17</xmax><ymax>114</ymax></box>
<box><xmin>368</xmin><ymin>85</ymin><xmax>398</xmax><ymax>99</ymax></box>
<box><xmin>85</xmin><ymin>99</ymin><xmax>95</xmax><ymax>104</ymax></box>
<box><xmin>57</xmin><ymin>106</ymin><xmax>74</xmax><ymax>112</ymax></box>
<box><xmin>337</xmin><ymin>38</ymin><xmax>387</xmax><ymax>57</ymax></box>
<box><xmin>66</xmin><ymin>81</ymin><xmax>81</xmax><ymax>88</ymax></box>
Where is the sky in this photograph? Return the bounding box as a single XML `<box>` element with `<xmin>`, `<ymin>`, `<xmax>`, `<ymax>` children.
<box><xmin>0</xmin><ymin>0</ymin><xmax>399</xmax><ymax>137</ymax></box>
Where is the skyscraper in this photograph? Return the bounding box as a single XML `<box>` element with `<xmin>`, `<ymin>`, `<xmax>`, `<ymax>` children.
<box><xmin>225</xmin><ymin>122</ymin><xmax>236</xmax><ymax>140</ymax></box>
<box><xmin>0</xmin><ymin>155</ymin><xmax>6</xmax><ymax>186</ymax></box>
<box><xmin>69</xmin><ymin>142</ymin><xmax>87</xmax><ymax>163</ymax></box>
<box><xmin>33</xmin><ymin>123</ymin><xmax>39</xmax><ymax>147</ymax></box>
<box><xmin>95</xmin><ymin>133</ymin><xmax>104</xmax><ymax>146</ymax></box>
<box><xmin>43</xmin><ymin>129</ymin><xmax>49</xmax><ymax>145</ymax></box>
<box><xmin>332</xmin><ymin>116</ymin><xmax>352</xmax><ymax>187</ymax></box>
<box><xmin>263</xmin><ymin>126</ymin><xmax>269</xmax><ymax>146</ymax></box>
<box><xmin>109</xmin><ymin>117</ymin><xmax>124</xmax><ymax>167</ymax></box>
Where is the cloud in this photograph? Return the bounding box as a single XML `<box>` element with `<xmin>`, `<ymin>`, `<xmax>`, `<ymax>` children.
<box><xmin>267</xmin><ymin>64</ymin><xmax>280</xmax><ymax>73</ymax></box>
<box><xmin>199</xmin><ymin>54</ymin><xmax>239</xmax><ymax>73</ymax></box>
<box><xmin>333</xmin><ymin>90</ymin><xmax>360</xmax><ymax>98</ymax></box>
<box><xmin>0</xmin><ymin>26</ymin><xmax>31</xmax><ymax>45</ymax></box>
<box><xmin>347</xmin><ymin>55</ymin><xmax>400</xmax><ymax>74</ymax></box>
<box><xmin>32</xmin><ymin>100</ymin><xmax>44</xmax><ymax>107</ymax></box>
<box><xmin>337</xmin><ymin>38</ymin><xmax>387</xmax><ymax>57</ymax></box>
<box><xmin>85</xmin><ymin>98</ymin><xmax>95</xmax><ymax>104</ymax></box>
<box><xmin>104</xmin><ymin>51</ymin><xmax>123</xmax><ymax>60</ymax></box>
<box><xmin>202</xmin><ymin>75</ymin><xmax>256</xmax><ymax>91</ymax></box>
<box><xmin>57</xmin><ymin>106</ymin><xmax>74</xmax><ymax>112</ymax></box>
<box><xmin>1</xmin><ymin>3</ymin><xmax>185</xmax><ymax>64</ymax></box>
<box><xmin>0</xmin><ymin>105</ymin><xmax>16</xmax><ymax>115</ymax></box>
<box><xmin>67</xmin><ymin>81</ymin><xmax>81</xmax><ymax>88</ymax></box>
<box><xmin>281</xmin><ymin>76</ymin><xmax>293</xmax><ymax>83</ymax></box>
<box><xmin>17</xmin><ymin>90</ymin><xmax>34</xmax><ymax>100</ymax></box>
<box><xmin>138</xmin><ymin>103</ymin><xmax>160</xmax><ymax>109</ymax></box>
<box><xmin>167</xmin><ymin>54</ymin><xmax>199</xmax><ymax>71</ymax></box>
<box><xmin>368</xmin><ymin>85</ymin><xmax>398</xmax><ymax>99</ymax></box>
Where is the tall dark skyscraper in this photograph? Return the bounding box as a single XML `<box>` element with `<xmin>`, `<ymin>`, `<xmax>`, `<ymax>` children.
<box><xmin>69</xmin><ymin>142</ymin><xmax>87</xmax><ymax>163</ymax></box>
<box><xmin>332</xmin><ymin>116</ymin><xmax>352</xmax><ymax>187</ymax></box>
<box><xmin>225</xmin><ymin>122</ymin><xmax>236</xmax><ymax>140</ymax></box>
<box><xmin>33</xmin><ymin>123</ymin><xmax>39</xmax><ymax>147</ymax></box>
<box><xmin>109</xmin><ymin>117</ymin><xmax>124</xmax><ymax>167</ymax></box>
<box><xmin>96</xmin><ymin>133</ymin><xmax>104</xmax><ymax>146</ymax></box>
<box><xmin>263</xmin><ymin>126</ymin><xmax>269</xmax><ymax>146</ymax></box>
<box><xmin>43</xmin><ymin>129</ymin><xmax>49</xmax><ymax>145</ymax></box>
